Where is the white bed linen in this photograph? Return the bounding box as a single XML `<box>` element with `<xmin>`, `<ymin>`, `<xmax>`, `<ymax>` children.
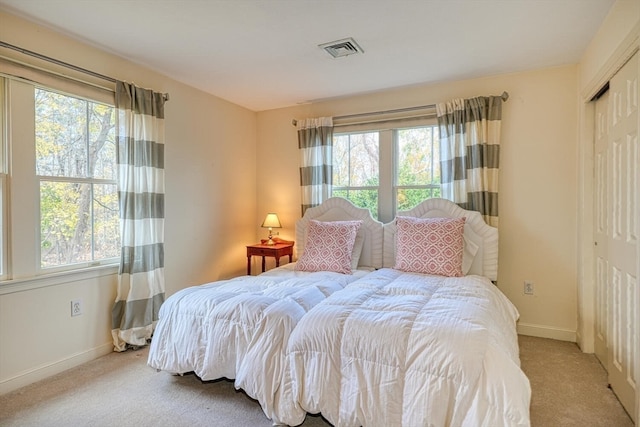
<box><xmin>147</xmin><ymin>263</ymin><xmax>372</xmax><ymax>421</ymax></box>
<box><xmin>281</xmin><ymin>268</ymin><xmax>531</xmax><ymax>427</ymax></box>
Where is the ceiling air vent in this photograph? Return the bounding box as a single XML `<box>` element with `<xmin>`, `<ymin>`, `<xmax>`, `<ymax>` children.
<box><xmin>319</xmin><ymin>37</ymin><xmax>364</xmax><ymax>58</ymax></box>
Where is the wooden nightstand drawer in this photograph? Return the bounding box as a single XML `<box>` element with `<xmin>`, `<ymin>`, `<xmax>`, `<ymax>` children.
<box><xmin>252</xmin><ymin>248</ymin><xmax>273</xmax><ymax>257</ymax></box>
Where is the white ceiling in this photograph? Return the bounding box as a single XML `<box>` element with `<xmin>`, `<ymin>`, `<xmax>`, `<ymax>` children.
<box><xmin>0</xmin><ymin>0</ymin><xmax>615</xmax><ymax>112</ymax></box>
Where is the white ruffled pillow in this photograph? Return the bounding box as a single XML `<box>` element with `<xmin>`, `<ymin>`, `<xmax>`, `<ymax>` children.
<box><xmin>394</xmin><ymin>216</ymin><xmax>466</xmax><ymax>277</ymax></box>
<box><xmin>350</xmin><ymin>229</ymin><xmax>365</xmax><ymax>270</ymax></box>
<box><xmin>462</xmin><ymin>234</ymin><xmax>479</xmax><ymax>275</ymax></box>
<box><xmin>296</xmin><ymin>220</ymin><xmax>363</xmax><ymax>274</ymax></box>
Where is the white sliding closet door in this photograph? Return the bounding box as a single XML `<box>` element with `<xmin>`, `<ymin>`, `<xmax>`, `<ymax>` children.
<box><xmin>594</xmin><ymin>51</ymin><xmax>639</xmax><ymax>422</ymax></box>
<box><xmin>594</xmin><ymin>89</ymin><xmax>609</xmax><ymax>368</ymax></box>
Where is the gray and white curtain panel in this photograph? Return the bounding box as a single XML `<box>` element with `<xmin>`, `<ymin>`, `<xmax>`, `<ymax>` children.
<box><xmin>112</xmin><ymin>81</ymin><xmax>166</xmax><ymax>352</ymax></box>
<box><xmin>436</xmin><ymin>96</ymin><xmax>503</xmax><ymax>227</ymax></box>
<box><xmin>297</xmin><ymin>117</ymin><xmax>334</xmax><ymax>216</ymax></box>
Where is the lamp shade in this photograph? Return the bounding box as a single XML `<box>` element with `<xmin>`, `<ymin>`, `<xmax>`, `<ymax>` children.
<box><xmin>261</xmin><ymin>213</ymin><xmax>282</xmax><ymax>229</ymax></box>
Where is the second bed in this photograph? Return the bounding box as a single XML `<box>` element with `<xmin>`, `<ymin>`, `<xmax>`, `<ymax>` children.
<box><xmin>277</xmin><ymin>198</ymin><xmax>531</xmax><ymax>426</ymax></box>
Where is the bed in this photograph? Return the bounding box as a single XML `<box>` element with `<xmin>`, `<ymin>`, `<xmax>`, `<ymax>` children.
<box><xmin>279</xmin><ymin>198</ymin><xmax>531</xmax><ymax>426</ymax></box>
<box><xmin>147</xmin><ymin>197</ymin><xmax>383</xmax><ymax>421</ymax></box>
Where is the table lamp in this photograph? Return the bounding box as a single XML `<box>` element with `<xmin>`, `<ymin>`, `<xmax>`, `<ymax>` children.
<box><xmin>261</xmin><ymin>213</ymin><xmax>282</xmax><ymax>245</ymax></box>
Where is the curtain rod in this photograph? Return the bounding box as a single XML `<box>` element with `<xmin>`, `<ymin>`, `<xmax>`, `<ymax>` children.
<box><xmin>291</xmin><ymin>91</ymin><xmax>509</xmax><ymax>126</ymax></box>
<box><xmin>0</xmin><ymin>41</ymin><xmax>169</xmax><ymax>101</ymax></box>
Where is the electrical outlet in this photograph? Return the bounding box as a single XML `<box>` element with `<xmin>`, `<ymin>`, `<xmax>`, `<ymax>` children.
<box><xmin>71</xmin><ymin>299</ymin><xmax>83</xmax><ymax>317</ymax></box>
<box><xmin>524</xmin><ymin>281</ymin><xmax>534</xmax><ymax>295</ymax></box>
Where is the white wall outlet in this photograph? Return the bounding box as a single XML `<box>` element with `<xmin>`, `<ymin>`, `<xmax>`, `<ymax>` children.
<box><xmin>524</xmin><ymin>281</ymin><xmax>534</xmax><ymax>295</ymax></box>
<box><xmin>71</xmin><ymin>299</ymin><xmax>83</xmax><ymax>317</ymax></box>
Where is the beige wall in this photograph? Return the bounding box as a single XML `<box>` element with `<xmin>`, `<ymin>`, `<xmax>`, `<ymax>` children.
<box><xmin>0</xmin><ymin>11</ymin><xmax>257</xmax><ymax>393</ymax></box>
<box><xmin>257</xmin><ymin>65</ymin><xmax>580</xmax><ymax>341</ymax></box>
<box><xmin>579</xmin><ymin>0</ymin><xmax>639</xmax><ymax>98</ymax></box>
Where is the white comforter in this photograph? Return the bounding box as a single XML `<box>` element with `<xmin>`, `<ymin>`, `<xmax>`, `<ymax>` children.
<box><xmin>281</xmin><ymin>268</ymin><xmax>531</xmax><ymax>427</ymax></box>
<box><xmin>147</xmin><ymin>264</ymin><xmax>370</xmax><ymax>422</ymax></box>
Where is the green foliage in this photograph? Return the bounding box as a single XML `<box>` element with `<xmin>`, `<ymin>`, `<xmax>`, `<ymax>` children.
<box><xmin>333</xmin><ymin>187</ymin><xmax>379</xmax><ymax>219</ymax></box>
<box><xmin>397</xmin><ymin>188</ymin><xmax>442</xmax><ymax>212</ymax></box>
<box><xmin>397</xmin><ymin>127</ymin><xmax>440</xmax><ymax>186</ymax></box>
<box><xmin>40</xmin><ymin>182</ymin><xmax>86</xmax><ymax>265</ymax></box>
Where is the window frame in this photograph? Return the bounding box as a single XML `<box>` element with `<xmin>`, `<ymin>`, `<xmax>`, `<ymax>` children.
<box><xmin>332</xmin><ymin>117</ymin><xmax>440</xmax><ymax>223</ymax></box>
<box><xmin>34</xmin><ymin>86</ymin><xmax>119</xmax><ymax>273</ymax></box>
<box><xmin>393</xmin><ymin>125</ymin><xmax>442</xmax><ymax>213</ymax></box>
<box><xmin>1</xmin><ymin>72</ymin><xmax>119</xmax><ymax>284</ymax></box>
<box><xmin>0</xmin><ymin>79</ymin><xmax>7</xmax><ymax>280</ymax></box>
<box><xmin>331</xmin><ymin>131</ymin><xmax>382</xmax><ymax>219</ymax></box>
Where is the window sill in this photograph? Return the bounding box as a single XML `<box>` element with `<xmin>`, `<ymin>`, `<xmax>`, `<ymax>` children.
<box><xmin>0</xmin><ymin>264</ymin><xmax>118</xmax><ymax>295</ymax></box>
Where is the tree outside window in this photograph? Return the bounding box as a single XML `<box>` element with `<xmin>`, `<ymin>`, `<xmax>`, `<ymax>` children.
<box><xmin>332</xmin><ymin>132</ymin><xmax>380</xmax><ymax>218</ymax></box>
<box><xmin>332</xmin><ymin>126</ymin><xmax>441</xmax><ymax>220</ymax></box>
<box><xmin>396</xmin><ymin>126</ymin><xmax>441</xmax><ymax>211</ymax></box>
<box><xmin>35</xmin><ymin>88</ymin><xmax>119</xmax><ymax>268</ymax></box>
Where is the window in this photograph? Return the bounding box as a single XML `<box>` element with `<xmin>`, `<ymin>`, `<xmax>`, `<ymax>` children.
<box><xmin>0</xmin><ymin>79</ymin><xmax>6</xmax><ymax>278</ymax></box>
<box><xmin>1</xmin><ymin>65</ymin><xmax>118</xmax><ymax>282</ymax></box>
<box><xmin>332</xmin><ymin>124</ymin><xmax>440</xmax><ymax>222</ymax></box>
<box><xmin>395</xmin><ymin>126</ymin><xmax>441</xmax><ymax>211</ymax></box>
<box><xmin>332</xmin><ymin>132</ymin><xmax>379</xmax><ymax>216</ymax></box>
<box><xmin>35</xmin><ymin>88</ymin><xmax>119</xmax><ymax>269</ymax></box>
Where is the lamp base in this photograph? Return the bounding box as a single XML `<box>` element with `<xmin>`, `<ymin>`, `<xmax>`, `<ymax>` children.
<box><xmin>266</xmin><ymin>233</ymin><xmax>275</xmax><ymax>245</ymax></box>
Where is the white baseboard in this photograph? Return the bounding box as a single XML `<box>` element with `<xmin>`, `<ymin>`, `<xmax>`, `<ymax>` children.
<box><xmin>517</xmin><ymin>322</ymin><xmax>577</xmax><ymax>343</ymax></box>
<box><xmin>0</xmin><ymin>342</ymin><xmax>113</xmax><ymax>395</ymax></box>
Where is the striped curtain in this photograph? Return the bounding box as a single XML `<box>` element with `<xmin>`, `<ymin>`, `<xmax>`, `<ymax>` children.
<box><xmin>297</xmin><ymin>117</ymin><xmax>333</xmax><ymax>216</ymax></box>
<box><xmin>436</xmin><ymin>96</ymin><xmax>503</xmax><ymax>227</ymax></box>
<box><xmin>111</xmin><ymin>81</ymin><xmax>166</xmax><ymax>352</ymax></box>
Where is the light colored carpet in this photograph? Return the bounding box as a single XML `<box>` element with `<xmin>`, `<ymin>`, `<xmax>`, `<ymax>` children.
<box><xmin>518</xmin><ymin>335</ymin><xmax>633</xmax><ymax>427</ymax></box>
<box><xmin>0</xmin><ymin>335</ymin><xmax>633</xmax><ymax>426</ymax></box>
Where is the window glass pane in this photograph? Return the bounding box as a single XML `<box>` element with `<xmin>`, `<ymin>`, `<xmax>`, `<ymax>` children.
<box><xmin>333</xmin><ymin>134</ymin><xmax>349</xmax><ymax>187</ymax></box>
<box><xmin>349</xmin><ymin>133</ymin><xmax>379</xmax><ymax>186</ymax></box>
<box><xmin>397</xmin><ymin>127</ymin><xmax>440</xmax><ymax>185</ymax></box>
<box><xmin>333</xmin><ymin>133</ymin><xmax>379</xmax><ymax>187</ymax></box>
<box><xmin>35</xmin><ymin>89</ymin><xmax>88</xmax><ymax>178</ymax></box>
<box><xmin>0</xmin><ymin>79</ymin><xmax>5</xmax><ymax>172</ymax></box>
<box><xmin>89</xmin><ymin>103</ymin><xmax>117</xmax><ymax>180</ymax></box>
<box><xmin>333</xmin><ymin>124</ymin><xmax>441</xmax><ymax>221</ymax></box>
<box><xmin>0</xmin><ymin>80</ymin><xmax>4</xmax><ymax>277</ymax></box>
<box><xmin>40</xmin><ymin>181</ymin><xmax>92</xmax><ymax>267</ymax></box>
<box><xmin>93</xmin><ymin>183</ymin><xmax>120</xmax><ymax>259</ymax></box>
<box><xmin>36</xmin><ymin>88</ymin><xmax>118</xmax><ymax>270</ymax></box>
<box><xmin>397</xmin><ymin>188</ymin><xmax>442</xmax><ymax>212</ymax></box>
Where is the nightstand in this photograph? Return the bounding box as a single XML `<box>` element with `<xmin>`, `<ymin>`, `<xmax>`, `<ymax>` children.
<box><xmin>246</xmin><ymin>239</ymin><xmax>294</xmax><ymax>275</ymax></box>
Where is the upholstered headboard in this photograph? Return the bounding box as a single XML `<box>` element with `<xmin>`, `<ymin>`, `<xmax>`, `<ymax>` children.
<box><xmin>296</xmin><ymin>198</ymin><xmax>384</xmax><ymax>269</ymax></box>
<box><xmin>382</xmin><ymin>198</ymin><xmax>498</xmax><ymax>281</ymax></box>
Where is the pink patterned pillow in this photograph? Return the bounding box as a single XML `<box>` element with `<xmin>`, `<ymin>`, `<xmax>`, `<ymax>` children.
<box><xmin>394</xmin><ymin>216</ymin><xmax>466</xmax><ymax>277</ymax></box>
<box><xmin>295</xmin><ymin>220</ymin><xmax>362</xmax><ymax>274</ymax></box>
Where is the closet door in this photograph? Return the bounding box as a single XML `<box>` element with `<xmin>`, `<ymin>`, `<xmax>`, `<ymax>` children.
<box><xmin>605</xmin><ymin>52</ymin><xmax>638</xmax><ymax>421</ymax></box>
<box><xmin>594</xmin><ymin>89</ymin><xmax>609</xmax><ymax>368</ymax></box>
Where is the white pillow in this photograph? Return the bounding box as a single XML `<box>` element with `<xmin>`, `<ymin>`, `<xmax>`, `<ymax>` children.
<box><xmin>462</xmin><ymin>234</ymin><xmax>479</xmax><ymax>275</ymax></box>
<box><xmin>350</xmin><ymin>229</ymin><xmax>365</xmax><ymax>270</ymax></box>
<box><xmin>295</xmin><ymin>220</ymin><xmax>363</xmax><ymax>274</ymax></box>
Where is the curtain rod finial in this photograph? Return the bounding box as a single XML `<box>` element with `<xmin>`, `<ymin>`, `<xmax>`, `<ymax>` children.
<box><xmin>501</xmin><ymin>91</ymin><xmax>509</xmax><ymax>102</ymax></box>
<box><xmin>292</xmin><ymin>119</ymin><xmax>297</xmax><ymax>126</ymax></box>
